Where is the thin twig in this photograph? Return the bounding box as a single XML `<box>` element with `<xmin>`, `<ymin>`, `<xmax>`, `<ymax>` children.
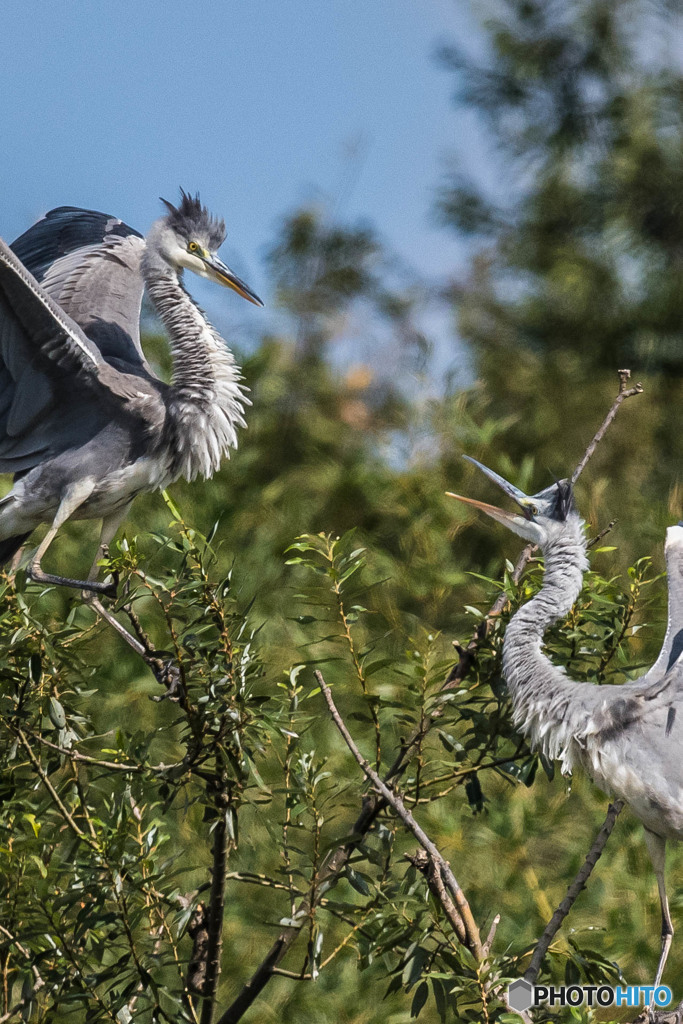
<box><xmin>405</xmin><ymin>849</ymin><xmax>467</xmax><ymax>944</ymax></box>
<box><xmin>88</xmin><ymin>594</ymin><xmax>184</xmax><ymax>699</ymax></box>
<box><xmin>15</xmin><ymin>730</ymin><xmax>97</xmax><ymax>850</ymax></box>
<box><xmin>316</xmin><ymin>670</ymin><xmax>483</xmax><ymax>958</ymax></box>
<box><xmin>27</xmin><ymin>732</ymin><xmax>177</xmax><ymax>773</ymax></box>
<box><xmin>482</xmin><ymin>914</ymin><xmax>500</xmax><ymax>957</ymax></box>
<box><xmin>0</xmin><ymin>925</ymin><xmax>34</xmax><ymax>964</ymax></box>
<box><xmin>587</xmin><ymin>519</ymin><xmax>617</xmax><ymax>549</ymax></box>
<box><xmin>523</xmin><ymin>800</ymin><xmax>624</xmax><ymax>983</ymax></box>
<box><xmin>572</xmin><ymin>369</ymin><xmax>643</xmax><ymax>484</ymax></box>
<box><xmin>225</xmin><ymin>871</ymin><xmax>299</xmax><ymax>894</ymax></box>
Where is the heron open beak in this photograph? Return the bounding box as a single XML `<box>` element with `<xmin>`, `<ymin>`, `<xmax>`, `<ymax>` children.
<box><xmin>445</xmin><ymin>492</ymin><xmax>531</xmax><ymax>531</ymax></box>
<box><xmin>205</xmin><ymin>254</ymin><xmax>264</xmax><ymax>306</ymax></box>
<box><xmin>446</xmin><ymin>456</ymin><xmax>536</xmax><ymax>533</ymax></box>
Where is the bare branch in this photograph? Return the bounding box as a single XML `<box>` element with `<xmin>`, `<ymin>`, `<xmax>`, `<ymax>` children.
<box><xmin>405</xmin><ymin>849</ymin><xmax>467</xmax><ymax>944</ymax></box>
<box><xmin>200</xmin><ymin>785</ymin><xmax>232</xmax><ymax>1024</ymax></box>
<box><xmin>187</xmin><ymin>903</ymin><xmax>210</xmax><ymax>997</ymax></box>
<box><xmin>87</xmin><ymin>594</ymin><xmax>183</xmax><ymax>700</ymax></box>
<box><xmin>524</xmin><ymin>800</ymin><xmax>624</xmax><ymax>984</ymax></box>
<box><xmin>26</xmin><ymin>732</ymin><xmax>184</xmax><ymax>775</ymax></box>
<box><xmin>587</xmin><ymin>519</ymin><xmax>617</xmax><ymax>549</ymax></box>
<box><xmin>317</xmin><ymin>670</ymin><xmax>482</xmax><ymax>958</ymax></box>
<box><xmin>482</xmin><ymin>914</ymin><xmax>500</xmax><ymax>957</ymax></box>
<box><xmin>572</xmin><ymin>369</ymin><xmax>643</xmax><ymax>484</ymax></box>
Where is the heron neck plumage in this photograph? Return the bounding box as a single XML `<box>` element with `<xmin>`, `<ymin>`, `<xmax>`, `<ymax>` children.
<box><xmin>142</xmin><ymin>256</ymin><xmax>247</xmax><ymax>482</ymax></box>
<box><xmin>502</xmin><ymin>517</ymin><xmax>591</xmax><ymax>766</ymax></box>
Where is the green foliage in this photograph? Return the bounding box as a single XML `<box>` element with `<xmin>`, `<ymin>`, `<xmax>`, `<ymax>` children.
<box><xmin>0</xmin><ymin>511</ymin><xmax>673</xmax><ymax>1023</ymax></box>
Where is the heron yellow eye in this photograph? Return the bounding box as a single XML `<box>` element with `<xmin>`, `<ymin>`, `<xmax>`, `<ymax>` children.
<box><xmin>529</xmin><ymin>504</ymin><xmax>538</xmax><ymax>515</ymax></box>
<box><xmin>188</xmin><ymin>241</ymin><xmax>198</xmax><ymax>253</ymax></box>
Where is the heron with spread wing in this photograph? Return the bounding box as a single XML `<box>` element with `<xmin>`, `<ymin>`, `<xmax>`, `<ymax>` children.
<box><xmin>0</xmin><ymin>191</ymin><xmax>262</xmax><ymax>594</ymax></box>
<box><xmin>449</xmin><ymin>458</ymin><xmax>683</xmax><ymax>1004</ymax></box>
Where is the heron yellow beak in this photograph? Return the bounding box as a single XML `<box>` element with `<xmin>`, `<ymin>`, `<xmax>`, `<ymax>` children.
<box><xmin>205</xmin><ymin>253</ymin><xmax>264</xmax><ymax>306</ymax></box>
<box><xmin>446</xmin><ymin>457</ymin><xmax>538</xmax><ymax>534</ymax></box>
<box><xmin>446</xmin><ymin>492</ymin><xmax>531</xmax><ymax>531</ymax></box>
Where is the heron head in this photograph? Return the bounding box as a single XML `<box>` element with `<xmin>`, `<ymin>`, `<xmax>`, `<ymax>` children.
<box><xmin>155</xmin><ymin>189</ymin><xmax>263</xmax><ymax>306</ymax></box>
<box><xmin>447</xmin><ymin>456</ymin><xmax>575</xmax><ymax>545</ymax></box>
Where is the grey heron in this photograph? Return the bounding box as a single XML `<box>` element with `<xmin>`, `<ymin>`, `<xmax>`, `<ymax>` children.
<box><xmin>448</xmin><ymin>459</ymin><xmax>683</xmax><ymax>1003</ymax></box>
<box><xmin>0</xmin><ymin>191</ymin><xmax>262</xmax><ymax>595</ymax></box>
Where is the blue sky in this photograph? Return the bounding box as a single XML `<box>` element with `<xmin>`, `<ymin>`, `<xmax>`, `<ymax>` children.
<box><xmin>0</xmin><ymin>1</ymin><xmax>488</xmax><ymax>362</ymax></box>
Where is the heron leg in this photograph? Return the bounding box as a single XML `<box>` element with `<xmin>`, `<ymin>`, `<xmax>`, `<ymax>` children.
<box><xmin>644</xmin><ymin>829</ymin><xmax>673</xmax><ymax>1016</ymax></box>
<box><xmin>26</xmin><ymin>478</ymin><xmax>113</xmax><ymax>595</ymax></box>
<box><xmin>86</xmin><ymin>594</ymin><xmax>182</xmax><ymax>700</ymax></box>
<box><xmin>81</xmin><ymin>507</ymin><xmax>142</xmax><ymax>647</ymax></box>
<box><xmin>84</xmin><ymin>507</ymin><xmax>130</xmax><ymax>592</ymax></box>
<box><xmin>85</xmin><ymin>595</ymin><xmax>147</xmax><ymax>656</ymax></box>
<box><xmin>9</xmin><ymin>544</ymin><xmax>25</xmax><ymax>572</ymax></box>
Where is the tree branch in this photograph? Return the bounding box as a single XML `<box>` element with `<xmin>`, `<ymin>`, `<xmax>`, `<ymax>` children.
<box><xmin>200</xmin><ymin>777</ymin><xmax>232</xmax><ymax>1024</ymax></box>
<box><xmin>405</xmin><ymin>849</ymin><xmax>468</xmax><ymax>945</ymax></box>
<box><xmin>572</xmin><ymin>369</ymin><xmax>643</xmax><ymax>484</ymax></box>
<box><xmin>523</xmin><ymin>800</ymin><xmax>624</xmax><ymax>983</ymax></box>
<box><xmin>316</xmin><ymin>670</ymin><xmax>482</xmax><ymax>958</ymax></box>
<box><xmin>15</xmin><ymin>730</ymin><xmax>97</xmax><ymax>850</ymax></box>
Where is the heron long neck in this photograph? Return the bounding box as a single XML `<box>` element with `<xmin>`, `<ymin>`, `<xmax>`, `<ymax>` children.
<box><xmin>143</xmin><ymin>259</ymin><xmax>247</xmax><ymax>482</ymax></box>
<box><xmin>502</xmin><ymin>518</ymin><xmax>591</xmax><ymax>767</ymax></box>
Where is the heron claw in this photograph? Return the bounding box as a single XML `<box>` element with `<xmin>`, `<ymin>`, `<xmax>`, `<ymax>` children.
<box><xmin>148</xmin><ymin>658</ymin><xmax>183</xmax><ymax>702</ymax></box>
<box><xmin>100</xmin><ymin>571</ymin><xmax>119</xmax><ymax>600</ymax></box>
<box><xmin>637</xmin><ymin>1000</ymin><xmax>683</xmax><ymax>1024</ymax></box>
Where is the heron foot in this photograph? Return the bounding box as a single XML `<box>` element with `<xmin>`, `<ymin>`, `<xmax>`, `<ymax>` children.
<box><xmin>28</xmin><ymin>564</ymin><xmax>119</xmax><ymax>597</ymax></box>
<box><xmin>637</xmin><ymin>998</ymin><xmax>683</xmax><ymax>1024</ymax></box>
<box><xmin>642</xmin><ymin>1010</ymin><xmax>683</xmax><ymax>1023</ymax></box>
<box><xmin>148</xmin><ymin>658</ymin><xmax>183</xmax><ymax>702</ymax></box>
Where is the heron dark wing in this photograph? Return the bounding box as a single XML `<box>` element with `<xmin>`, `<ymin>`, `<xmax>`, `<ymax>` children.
<box><xmin>0</xmin><ymin>237</ymin><xmax>164</xmax><ymax>473</ymax></box>
<box><xmin>11</xmin><ymin>207</ymin><xmax>148</xmax><ymax>371</ymax></box>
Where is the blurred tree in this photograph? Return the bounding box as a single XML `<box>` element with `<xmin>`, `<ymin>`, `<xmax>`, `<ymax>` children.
<box><xmin>435</xmin><ymin>0</ymin><xmax>682</xmax><ymax>566</ymax></box>
<box><xmin>438</xmin><ymin>0</ymin><xmax>683</xmax><ymax>371</ymax></box>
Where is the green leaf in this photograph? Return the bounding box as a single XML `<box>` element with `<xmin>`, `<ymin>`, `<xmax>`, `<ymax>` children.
<box><xmin>29</xmin><ymin>855</ymin><xmax>47</xmax><ymax>878</ymax></box>
<box><xmin>161</xmin><ymin>490</ymin><xmax>183</xmax><ymax>521</ymax></box>
<box><xmin>345</xmin><ymin>867</ymin><xmax>370</xmax><ymax>896</ymax></box>
<box><xmin>411</xmin><ymin>981</ymin><xmax>429</xmax><ymax>1018</ymax></box>
<box><xmin>48</xmin><ymin>697</ymin><xmax>67</xmax><ymax>729</ymax></box>
<box><xmin>402</xmin><ymin>946</ymin><xmax>428</xmax><ymax>989</ymax></box>
<box><xmin>22</xmin><ymin>814</ymin><xmax>41</xmax><ymax>838</ymax></box>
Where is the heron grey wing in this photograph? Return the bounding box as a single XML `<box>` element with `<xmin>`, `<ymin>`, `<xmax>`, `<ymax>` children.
<box><xmin>10</xmin><ymin>207</ymin><xmax>149</xmax><ymax>371</ymax></box>
<box><xmin>659</xmin><ymin>524</ymin><xmax>683</xmax><ymax>673</ymax></box>
<box><xmin>628</xmin><ymin>525</ymin><xmax>683</xmax><ymax>700</ymax></box>
<box><xmin>0</xmin><ymin>237</ymin><xmax>165</xmax><ymax>470</ymax></box>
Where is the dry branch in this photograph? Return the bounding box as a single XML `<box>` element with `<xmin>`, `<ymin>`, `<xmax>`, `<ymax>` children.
<box><xmin>572</xmin><ymin>369</ymin><xmax>643</xmax><ymax>484</ymax></box>
<box><xmin>524</xmin><ymin>800</ymin><xmax>624</xmax><ymax>984</ymax></box>
<box><xmin>315</xmin><ymin>671</ymin><xmax>482</xmax><ymax>956</ymax></box>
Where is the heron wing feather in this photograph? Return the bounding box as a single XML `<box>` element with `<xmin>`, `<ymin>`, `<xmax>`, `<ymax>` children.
<box><xmin>11</xmin><ymin>207</ymin><xmax>148</xmax><ymax>371</ymax></box>
<box><xmin>0</xmin><ymin>237</ymin><xmax>165</xmax><ymax>470</ymax></box>
<box><xmin>634</xmin><ymin>525</ymin><xmax>683</xmax><ymax>690</ymax></box>
<box><xmin>7</xmin><ymin>364</ymin><xmax>53</xmax><ymax>437</ymax></box>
